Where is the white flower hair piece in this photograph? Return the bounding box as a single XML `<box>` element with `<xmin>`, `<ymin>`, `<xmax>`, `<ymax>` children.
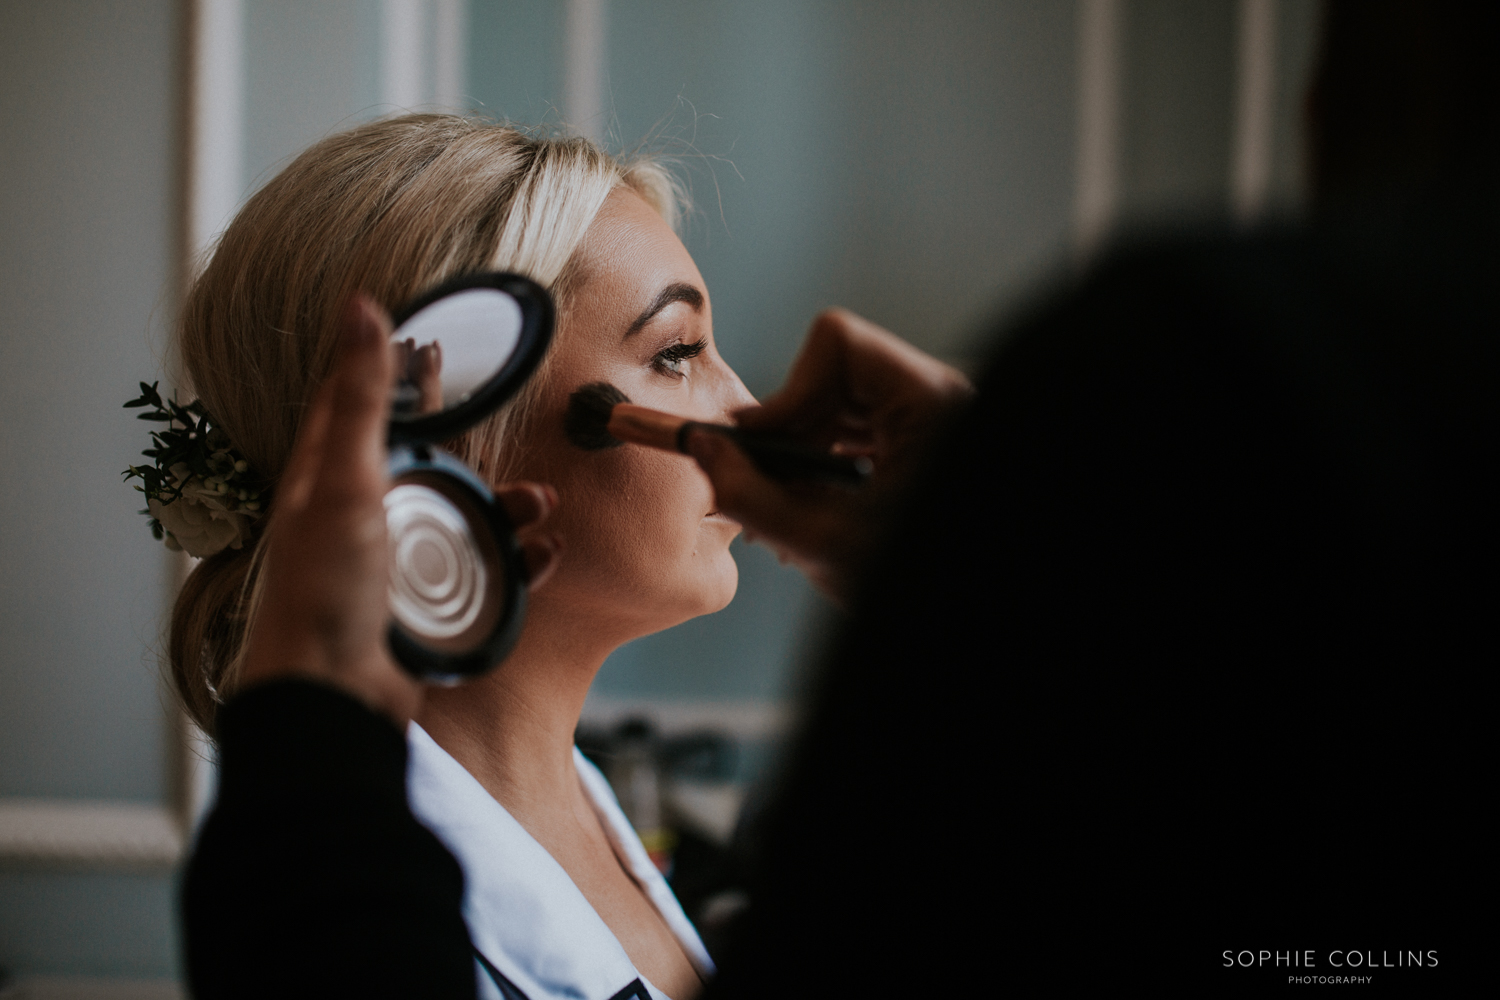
<box><xmin>122</xmin><ymin>382</ymin><xmax>268</xmax><ymax>559</ymax></box>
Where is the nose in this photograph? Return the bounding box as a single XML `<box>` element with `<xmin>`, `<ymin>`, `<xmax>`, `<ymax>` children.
<box><xmin>713</xmin><ymin>360</ymin><xmax>757</xmax><ymax>421</ymax></box>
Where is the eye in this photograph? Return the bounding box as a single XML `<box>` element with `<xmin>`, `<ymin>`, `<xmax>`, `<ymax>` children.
<box><xmin>651</xmin><ymin>339</ymin><xmax>706</xmax><ymax>379</ymax></box>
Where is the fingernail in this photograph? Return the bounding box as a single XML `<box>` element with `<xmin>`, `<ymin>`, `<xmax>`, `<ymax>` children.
<box><xmin>523</xmin><ymin>533</ymin><xmax>561</xmax><ymax>579</ymax></box>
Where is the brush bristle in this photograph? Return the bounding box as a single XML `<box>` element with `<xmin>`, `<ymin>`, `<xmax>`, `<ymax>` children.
<box><xmin>564</xmin><ymin>382</ymin><xmax>630</xmax><ymax>450</ymax></box>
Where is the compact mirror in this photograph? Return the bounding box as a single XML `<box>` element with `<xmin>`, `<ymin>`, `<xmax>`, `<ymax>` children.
<box><xmin>384</xmin><ymin>272</ymin><xmax>553</xmax><ymax>683</ymax></box>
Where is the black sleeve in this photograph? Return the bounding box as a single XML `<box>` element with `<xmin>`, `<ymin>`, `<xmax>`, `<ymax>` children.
<box><xmin>182</xmin><ymin>679</ymin><xmax>477</xmax><ymax>1000</ymax></box>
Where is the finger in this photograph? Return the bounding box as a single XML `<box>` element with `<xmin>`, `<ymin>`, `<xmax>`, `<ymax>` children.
<box><xmin>736</xmin><ymin>307</ymin><xmax>911</xmax><ymax>431</ymax></box>
<box><xmin>494</xmin><ymin>481</ymin><xmax>556</xmax><ymax>532</ymax></box>
<box><xmin>728</xmin><ymin>401</ymin><xmax>769</xmax><ymax>428</ymax></box>
<box><xmin>686</xmin><ymin>430</ymin><xmax>824</xmax><ymax>550</ymax></box>
<box><xmin>743</xmin><ymin>308</ymin><xmax>972</xmax><ymax>444</ymax></box>
<box><xmin>493</xmin><ymin>482</ymin><xmax>560</xmax><ymax>590</ymax></box>
<box><xmin>520</xmin><ymin>533</ymin><xmax>561</xmax><ymax>591</ymax></box>
<box><xmin>277</xmin><ymin>373</ymin><xmax>338</xmax><ymax>515</ymax></box>
<box><xmin>414</xmin><ymin>343</ymin><xmax>439</xmax><ymax>378</ymax></box>
<box><xmin>736</xmin><ymin>310</ymin><xmax>852</xmax><ymax>431</ymax></box>
<box><xmin>311</xmin><ymin>295</ymin><xmax>395</xmax><ymax>500</ymax></box>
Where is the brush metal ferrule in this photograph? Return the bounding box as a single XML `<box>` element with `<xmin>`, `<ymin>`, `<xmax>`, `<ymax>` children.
<box><xmin>606</xmin><ymin>404</ymin><xmax>691</xmax><ymax>453</ymax></box>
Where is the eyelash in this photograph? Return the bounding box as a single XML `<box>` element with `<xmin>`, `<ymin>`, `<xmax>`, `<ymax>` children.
<box><xmin>651</xmin><ymin>339</ymin><xmax>706</xmax><ymax>379</ymax></box>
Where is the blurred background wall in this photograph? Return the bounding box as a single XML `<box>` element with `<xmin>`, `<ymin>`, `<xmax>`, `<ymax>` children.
<box><xmin>0</xmin><ymin>0</ymin><xmax>1320</xmax><ymax>992</ymax></box>
<box><xmin>0</xmin><ymin>0</ymin><xmax>184</xmax><ymax>991</ymax></box>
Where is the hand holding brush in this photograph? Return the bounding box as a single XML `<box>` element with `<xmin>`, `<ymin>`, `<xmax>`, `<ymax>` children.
<box><xmin>680</xmin><ymin>310</ymin><xmax>973</xmax><ymax>601</ymax></box>
<box><xmin>564</xmin><ymin>381</ymin><xmax>872</xmax><ymax>486</ymax></box>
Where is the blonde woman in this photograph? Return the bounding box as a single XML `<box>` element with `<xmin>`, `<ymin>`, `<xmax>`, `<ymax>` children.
<box><xmin>170</xmin><ymin>115</ymin><xmax>752</xmax><ymax>999</ymax></box>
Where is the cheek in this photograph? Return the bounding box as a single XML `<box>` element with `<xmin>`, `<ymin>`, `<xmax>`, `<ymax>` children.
<box><xmin>554</xmin><ymin>445</ymin><xmax>737</xmax><ymax>600</ymax></box>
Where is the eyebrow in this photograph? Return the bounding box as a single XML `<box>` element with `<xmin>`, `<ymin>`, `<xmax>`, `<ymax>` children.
<box><xmin>624</xmin><ymin>282</ymin><xmax>704</xmax><ymax>338</ymax></box>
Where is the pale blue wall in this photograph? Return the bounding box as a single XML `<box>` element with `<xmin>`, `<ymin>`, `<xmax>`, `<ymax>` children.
<box><xmin>0</xmin><ymin>0</ymin><xmax>178</xmax><ymax>806</ymax></box>
<box><xmin>242</xmin><ymin>0</ymin><xmax>384</xmax><ymax>194</ymax></box>
<box><xmin>0</xmin><ymin>874</ymin><xmax>178</xmax><ymax>980</ymax></box>
<box><xmin>467</xmin><ymin>0</ymin><xmax>566</xmax><ymax>122</ymax></box>
<box><xmin>0</xmin><ymin>0</ymin><xmax>181</xmax><ymax>982</ymax></box>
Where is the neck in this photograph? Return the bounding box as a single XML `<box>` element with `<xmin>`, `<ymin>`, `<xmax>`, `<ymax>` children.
<box><xmin>415</xmin><ymin>587</ymin><xmax>641</xmax><ymax>820</ymax></box>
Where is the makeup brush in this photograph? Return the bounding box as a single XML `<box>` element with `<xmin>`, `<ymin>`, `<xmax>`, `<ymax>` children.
<box><xmin>564</xmin><ymin>382</ymin><xmax>871</xmax><ymax>486</ymax></box>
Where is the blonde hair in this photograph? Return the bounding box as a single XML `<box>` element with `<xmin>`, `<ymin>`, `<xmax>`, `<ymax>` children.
<box><xmin>171</xmin><ymin>114</ymin><xmax>684</xmax><ymax>733</ymax></box>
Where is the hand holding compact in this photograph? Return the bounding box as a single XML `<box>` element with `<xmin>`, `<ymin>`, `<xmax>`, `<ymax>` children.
<box><xmin>687</xmin><ymin>308</ymin><xmax>972</xmax><ymax>602</ymax></box>
<box><xmin>239</xmin><ymin>296</ymin><xmax>416</xmax><ymax>723</ymax></box>
<box><xmin>239</xmin><ymin>295</ymin><xmax>560</xmax><ymax>726</ymax></box>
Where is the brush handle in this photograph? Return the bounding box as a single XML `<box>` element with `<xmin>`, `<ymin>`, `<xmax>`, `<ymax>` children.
<box><xmin>604</xmin><ymin>403</ymin><xmax>870</xmax><ymax>486</ymax></box>
<box><xmin>681</xmin><ymin>423</ymin><xmax>871</xmax><ymax>487</ymax></box>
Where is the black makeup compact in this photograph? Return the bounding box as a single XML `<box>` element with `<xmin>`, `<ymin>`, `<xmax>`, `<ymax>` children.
<box><xmin>384</xmin><ymin>272</ymin><xmax>553</xmax><ymax>682</ymax></box>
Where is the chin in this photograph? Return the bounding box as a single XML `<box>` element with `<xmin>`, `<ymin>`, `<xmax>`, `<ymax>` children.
<box><xmin>704</xmin><ymin>557</ymin><xmax>739</xmax><ymax>613</ymax></box>
<box><xmin>677</xmin><ymin>550</ymin><xmax>740</xmax><ymax>620</ymax></box>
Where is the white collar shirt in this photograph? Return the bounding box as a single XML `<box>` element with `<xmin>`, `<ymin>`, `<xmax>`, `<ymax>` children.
<box><xmin>407</xmin><ymin>722</ymin><xmax>716</xmax><ymax>1000</ymax></box>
